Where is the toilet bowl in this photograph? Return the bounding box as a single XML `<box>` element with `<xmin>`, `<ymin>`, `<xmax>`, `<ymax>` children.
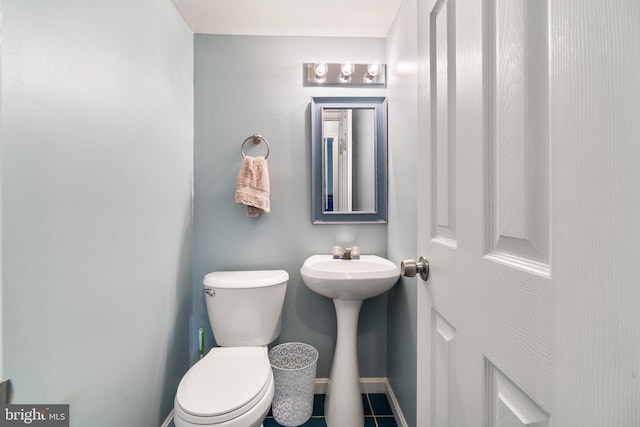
<box><xmin>173</xmin><ymin>270</ymin><xmax>289</xmax><ymax>427</ymax></box>
<box><xmin>174</xmin><ymin>347</ymin><xmax>274</xmax><ymax>427</ymax></box>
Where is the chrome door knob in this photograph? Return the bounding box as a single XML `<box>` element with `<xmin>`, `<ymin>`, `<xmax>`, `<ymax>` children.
<box><xmin>401</xmin><ymin>256</ymin><xmax>430</xmax><ymax>281</ymax></box>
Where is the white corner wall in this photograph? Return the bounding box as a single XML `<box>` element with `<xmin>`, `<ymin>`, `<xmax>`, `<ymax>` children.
<box><xmin>1</xmin><ymin>1</ymin><xmax>193</xmax><ymax>425</ymax></box>
<box><xmin>386</xmin><ymin>0</ymin><xmax>419</xmax><ymax>426</ymax></box>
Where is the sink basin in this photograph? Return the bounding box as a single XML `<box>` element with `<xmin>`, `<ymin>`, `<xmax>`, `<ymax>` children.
<box><xmin>300</xmin><ymin>254</ymin><xmax>400</xmax><ymax>427</ymax></box>
<box><xmin>300</xmin><ymin>254</ymin><xmax>400</xmax><ymax>300</ymax></box>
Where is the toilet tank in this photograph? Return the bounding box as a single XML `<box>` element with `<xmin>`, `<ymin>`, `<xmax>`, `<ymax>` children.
<box><xmin>203</xmin><ymin>270</ymin><xmax>288</xmax><ymax>347</ymax></box>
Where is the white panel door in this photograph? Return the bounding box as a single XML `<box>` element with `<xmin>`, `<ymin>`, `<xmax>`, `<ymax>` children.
<box><xmin>416</xmin><ymin>0</ymin><xmax>640</xmax><ymax>426</ymax></box>
<box><xmin>418</xmin><ymin>0</ymin><xmax>552</xmax><ymax>424</ymax></box>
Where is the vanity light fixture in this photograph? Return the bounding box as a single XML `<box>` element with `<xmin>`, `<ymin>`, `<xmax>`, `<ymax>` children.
<box><xmin>304</xmin><ymin>63</ymin><xmax>386</xmax><ymax>87</ymax></box>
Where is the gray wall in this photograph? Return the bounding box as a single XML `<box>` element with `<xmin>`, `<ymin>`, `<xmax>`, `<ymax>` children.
<box><xmin>1</xmin><ymin>1</ymin><xmax>194</xmax><ymax>425</ymax></box>
<box><xmin>386</xmin><ymin>0</ymin><xmax>419</xmax><ymax>425</ymax></box>
<box><xmin>193</xmin><ymin>35</ymin><xmax>388</xmax><ymax>377</ymax></box>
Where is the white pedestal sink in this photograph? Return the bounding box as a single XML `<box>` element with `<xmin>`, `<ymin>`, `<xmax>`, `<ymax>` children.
<box><xmin>300</xmin><ymin>255</ymin><xmax>400</xmax><ymax>427</ymax></box>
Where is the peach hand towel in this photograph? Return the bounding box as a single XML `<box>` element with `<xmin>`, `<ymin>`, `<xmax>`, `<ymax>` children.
<box><xmin>235</xmin><ymin>156</ymin><xmax>270</xmax><ymax>217</ymax></box>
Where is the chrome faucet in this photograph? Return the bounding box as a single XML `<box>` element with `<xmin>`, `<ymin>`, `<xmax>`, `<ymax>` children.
<box><xmin>332</xmin><ymin>246</ymin><xmax>360</xmax><ymax>260</ymax></box>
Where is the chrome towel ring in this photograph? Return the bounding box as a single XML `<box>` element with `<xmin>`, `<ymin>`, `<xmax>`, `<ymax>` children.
<box><xmin>241</xmin><ymin>133</ymin><xmax>270</xmax><ymax>159</ymax></box>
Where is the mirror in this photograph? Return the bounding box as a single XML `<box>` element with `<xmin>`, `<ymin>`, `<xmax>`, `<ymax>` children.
<box><xmin>311</xmin><ymin>97</ymin><xmax>388</xmax><ymax>223</ymax></box>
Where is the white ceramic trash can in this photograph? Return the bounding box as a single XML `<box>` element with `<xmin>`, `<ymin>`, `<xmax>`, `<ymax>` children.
<box><xmin>268</xmin><ymin>342</ymin><xmax>319</xmax><ymax>427</ymax></box>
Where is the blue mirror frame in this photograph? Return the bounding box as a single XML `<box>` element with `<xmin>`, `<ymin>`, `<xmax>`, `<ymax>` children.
<box><xmin>311</xmin><ymin>96</ymin><xmax>388</xmax><ymax>224</ymax></box>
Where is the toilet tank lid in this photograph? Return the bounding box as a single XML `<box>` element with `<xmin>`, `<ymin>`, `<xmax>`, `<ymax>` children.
<box><xmin>203</xmin><ymin>270</ymin><xmax>289</xmax><ymax>289</ymax></box>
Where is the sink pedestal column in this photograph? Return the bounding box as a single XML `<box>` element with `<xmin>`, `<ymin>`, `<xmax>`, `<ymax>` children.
<box><xmin>324</xmin><ymin>299</ymin><xmax>364</xmax><ymax>427</ymax></box>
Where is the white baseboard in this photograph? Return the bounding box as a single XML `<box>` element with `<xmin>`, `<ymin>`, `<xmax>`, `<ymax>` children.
<box><xmin>359</xmin><ymin>377</ymin><xmax>387</xmax><ymax>394</ymax></box>
<box><xmin>384</xmin><ymin>378</ymin><xmax>409</xmax><ymax>427</ymax></box>
<box><xmin>160</xmin><ymin>409</ymin><xmax>174</xmax><ymax>427</ymax></box>
<box><xmin>313</xmin><ymin>377</ymin><xmax>329</xmax><ymax>394</ymax></box>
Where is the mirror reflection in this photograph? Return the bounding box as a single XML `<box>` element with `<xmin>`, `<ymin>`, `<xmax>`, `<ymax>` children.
<box><xmin>311</xmin><ymin>97</ymin><xmax>388</xmax><ymax>224</ymax></box>
<box><xmin>322</xmin><ymin>108</ymin><xmax>376</xmax><ymax>213</ymax></box>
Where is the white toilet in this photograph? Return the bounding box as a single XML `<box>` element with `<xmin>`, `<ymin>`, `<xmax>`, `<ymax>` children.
<box><xmin>174</xmin><ymin>270</ymin><xmax>289</xmax><ymax>427</ymax></box>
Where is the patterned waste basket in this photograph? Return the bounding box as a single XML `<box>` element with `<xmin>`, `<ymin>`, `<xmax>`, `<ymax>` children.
<box><xmin>268</xmin><ymin>342</ymin><xmax>318</xmax><ymax>427</ymax></box>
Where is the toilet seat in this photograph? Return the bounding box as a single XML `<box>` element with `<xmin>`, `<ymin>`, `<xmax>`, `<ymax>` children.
<box><xmin>174</xmin><ymin>346</ymin><xmax>272</xmax><ymax>425</ymax></box>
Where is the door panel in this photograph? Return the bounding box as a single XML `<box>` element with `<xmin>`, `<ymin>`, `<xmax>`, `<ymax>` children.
<box><xmin>486</xmin><ymin>0</ymin><xmax>550</xmax><ymax>269</ymax></box>
<box><xmin>431</xmin><ymin>0</ymin><xmax>457</xmax><ymax>246</ymax></box>
<box><xmin>432</xmin><ymin>311</ymin><xmax>456</xmax><ymax>426</ymax></box>
<box><xmin>486</xmin><ymin>362</ymin><xmax>549</xmax><ymax>427</ymax></box>
<box><xmin>418</xmin><ymin>0</ymin><xmax>552</xmax><ymax>424</ymax></box>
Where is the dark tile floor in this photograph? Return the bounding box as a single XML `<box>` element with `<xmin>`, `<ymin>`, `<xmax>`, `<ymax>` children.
<box><xmin>264</xmin><ymin>393</ymin><xmax>398</xmax><ymax>427</ymax></box>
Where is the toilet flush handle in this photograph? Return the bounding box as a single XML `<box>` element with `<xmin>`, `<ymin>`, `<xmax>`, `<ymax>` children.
<box><xmin>204</xmin><ymin>289</ymin><xmax>216</xmax><ymax>297</ymax></box>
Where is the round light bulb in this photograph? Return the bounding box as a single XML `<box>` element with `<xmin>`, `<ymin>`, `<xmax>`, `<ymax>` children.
<box><xmin>314</xmin><ymin>63</ymin><xmax>328</xmax><ymax>78</ymax></box>
<box><xmin>367</xmin><ymin>63</ymin><xmax>382</xmax><ymax>77</ymax></box>
<box><xmin>340</xmin><ymin>62</ymin><xmax>355</xmax><ymax>77</ymax></box>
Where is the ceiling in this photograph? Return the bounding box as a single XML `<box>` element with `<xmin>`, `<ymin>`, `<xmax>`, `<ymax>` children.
<box><xmin>171</xmin><ymin>0</ymin><xmax>403</xmax><ymax>37</ymax></box>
